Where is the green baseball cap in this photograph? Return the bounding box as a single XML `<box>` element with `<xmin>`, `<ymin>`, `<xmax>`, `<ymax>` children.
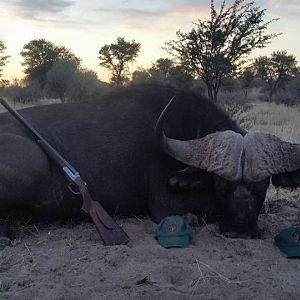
<box><xmin>155</xmin><ymin>215</ymin><xmax>192</xmax><ymax>248</ymax></box>
<box><xmin>275</xmin><ymin>225</ymin><xmax>300</xmax><ymax>258</ymax></box>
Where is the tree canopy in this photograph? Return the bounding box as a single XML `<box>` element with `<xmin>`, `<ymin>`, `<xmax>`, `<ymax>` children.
<box><xmin>149</xmin><ymin>58</ymin><xmax>174</xmax><ymax>80</ymax></box>
<box><xmin>253</xmin><ymin>50</ymin><xmax>298</xmax><ymax>100</ymax></box>
<box><xmin>99</xmin><ymin>37</ymin><xmax>140</xmax><ymax>85</ymax></box>
<box><xmin>65</xmin><ymin>68</ymin><xmax>109</xmax><ymax>102</ymax></box>
<box><xmin>20</xmin><ymin>38</ymin><xmax>80</xmax><ymax>87</ymax></box>
<box><xmin>148</xmin><ymin>58</ymin><xmax>192</xmax><ymax>87</ymax></box>
<box><xmin>165</xmin><ymin>0</ymin><xmax>279</xmax><ymax>101</ymax></box>
<box><xmin>46</xmin><ymin>60</ymin><xmax>78</xmax><ymax>102</ymax></box>
<box><xmin>45</xmin><ymin>59</ymin><xmax>110</xmax><ymax>103</ymax></box>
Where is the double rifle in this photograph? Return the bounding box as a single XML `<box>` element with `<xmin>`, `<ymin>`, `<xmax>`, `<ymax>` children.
<box><xmin>0</xmin><ymin>98</ymin><xmax>130</xmax><ymax>246</ymax></box>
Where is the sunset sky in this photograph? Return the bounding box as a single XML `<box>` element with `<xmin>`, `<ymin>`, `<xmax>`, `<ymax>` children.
<box><xmin>0</xmin><ymin>0</ymin><xmax>299</xmax><ymax>82</ymax></box>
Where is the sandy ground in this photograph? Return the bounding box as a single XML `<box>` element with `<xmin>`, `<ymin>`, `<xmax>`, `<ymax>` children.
<box><xmin>0</xmin><ymin>186</ymin><xmax>299</xmax><ymax>300</ymax></box>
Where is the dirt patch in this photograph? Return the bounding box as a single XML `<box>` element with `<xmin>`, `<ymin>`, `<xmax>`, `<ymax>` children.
<box><xmin>0</xmin><ymin>187</ymin><xmax>300</xmax><ymax>300</ymax></box>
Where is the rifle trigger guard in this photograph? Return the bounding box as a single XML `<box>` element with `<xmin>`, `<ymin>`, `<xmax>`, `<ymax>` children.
<box><xmin>68</xmin><ymin>183</ymin><xmax>80</xmax><ymax>195</ymax></box>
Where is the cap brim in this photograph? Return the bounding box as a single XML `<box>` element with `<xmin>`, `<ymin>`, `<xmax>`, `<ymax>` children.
<box><xmin>157</xmin><ymin>235</ymin><xmax>190</xmax><ymax>248</ymax></box>
<box><xmin>280</xmin><ymin>246</ymin><xmax>300</xmax><ymax>258</ymax></box>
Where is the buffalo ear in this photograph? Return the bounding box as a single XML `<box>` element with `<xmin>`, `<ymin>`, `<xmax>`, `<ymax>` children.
<box><xmin>271</xmin><ymin>169</ymin><xmax>300</xmax><ymax>188</ymax></box>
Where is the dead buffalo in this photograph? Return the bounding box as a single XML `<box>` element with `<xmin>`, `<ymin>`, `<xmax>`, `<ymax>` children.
<box><xmin>0</xmin><ymin>84</ymin><xmax>299</xmax><ymax>247</ymax></box>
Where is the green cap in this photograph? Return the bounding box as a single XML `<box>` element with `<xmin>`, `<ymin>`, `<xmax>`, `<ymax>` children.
<box><xmin>156</xmin><ymin>215</ymin><xmax>192</xmax><ymax>248</ymax></box>
<box><xmin>275</xmin><ymin>225</ymin><xmax>300</xmax><ymax>258</ymax></box>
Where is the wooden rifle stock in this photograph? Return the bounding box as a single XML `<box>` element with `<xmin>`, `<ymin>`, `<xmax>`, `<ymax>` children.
<box><xmin>0</xmin><ymin>98</ymin><xmax>130</xmax><ymax>246</ymax></box>
<box><xmin>74</xmin><ymin>176</ymin><xmax>130</xmax><ymax>245</ymax></box>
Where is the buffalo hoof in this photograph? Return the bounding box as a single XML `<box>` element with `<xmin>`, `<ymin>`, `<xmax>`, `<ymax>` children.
<box><xmin>182</xmin><ymin>213</ymin><xmax>199</xmax><ymax>226</ymax></box>
<box><xmin>219</xmin><ymin>223</ymin><xmax>261</xmax><ymax>239</ymax></box>
<box><xmin>222</xmin><ymin>231</ymin><xmax>256</xmax><ymax>239</ymax></box>
<box><xmin>0</xmin><ymin>237</ymin><xmax>11</xmax><ymax>250</ymax></box>
<box><xmin>0</xmin><ymin>225</ymin><xmax>14</xmax><ymax>250</ymax></box>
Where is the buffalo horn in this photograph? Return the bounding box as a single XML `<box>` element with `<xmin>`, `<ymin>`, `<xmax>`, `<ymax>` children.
<box><xmin>243</xmin><ymin>132</ymin><xmax>300</xmax><ymax>182</ymax></box>
<box><xmin>155</xmin><ymin>95</ymin><xmax>176</xmax><ymax>138</ymax></box>
<box><xmin>162</xmin><ymin>130</ymin><xmax>244</xmax><ymax>182</ymax></box>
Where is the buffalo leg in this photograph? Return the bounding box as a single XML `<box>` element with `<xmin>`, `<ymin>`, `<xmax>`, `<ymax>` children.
<box><xmin>0</xmin><ymin>133</ymin><xmax>50</xmax><ymax>249</ymax></box>
<box><xmin>272</xmin><ymin>169</ymin><xmax>300</xmax><ymax>189</ymax></box>
<box><xmin>0</xmin><ymin>225</ymin><xmax>14</xmax><ymax>250</ymax></box>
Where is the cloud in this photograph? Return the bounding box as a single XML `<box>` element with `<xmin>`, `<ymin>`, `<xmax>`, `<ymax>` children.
<box><xmin>243</xmin><ymin>0</ymin><xmax>300</xmax><ymax>20</ymax></box>
<box><xmin>95</xmin><ymin>0</ymin><xmax>208</xmax><ymax>18</ymax></box>
<box><xmin>266</xmin><ymin>0</ymin><xmax>300</xmax><ymax>19</ymax></box>
<box><xmin>94</xmin><ymin>7</ymin><xmax>166</xmax><ymax>28</ymax></box>
<box><xmin>3</xmin><ymin>0</ymin><xmax>297</xmax><ymax>34</ymax></box>
<box><xmin>96</xmin><ymin>7</ymin><xmax>163</xmax><ymax>18</ymax></box>
<box><xmin>9</xmin><ymin>0</ymin><xmax>74</xmax><ymax>21</ymax></box>
<box><xmin>12</xmin><ymin>0</ymin><xmax>73</xmax><ymax>13</ymax></box>
<box><xmin>93</xmin><ymin>1</ymin><xmax>209</xmax><ymax>31</ymax></box>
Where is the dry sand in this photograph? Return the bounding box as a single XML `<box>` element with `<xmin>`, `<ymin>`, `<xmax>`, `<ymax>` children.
<box><xmin>0</xmin><ymin>186</ymin><xmax>299</xmax><ymax>300</ymax></box>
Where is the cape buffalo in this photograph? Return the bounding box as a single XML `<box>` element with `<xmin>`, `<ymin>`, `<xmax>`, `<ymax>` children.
<box><xmin>0</xmin><ymin>84</ymin><xmax>299</xmax><ymax>247</ymax></box>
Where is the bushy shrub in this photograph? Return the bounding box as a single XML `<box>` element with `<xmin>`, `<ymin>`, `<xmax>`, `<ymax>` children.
<box><xmin>65</xmin><ymin>69</ymin><xmax>109</xmax><ymax>102</ymax></box>
<box><xmin>46</xmin><ymin>60</ymin><xmax>78</xmax><ymax>102</ymax></box>
<box><xmin>2</xmin><ymin>79</ymin><xmax>43</xmax><ymax>104</ymax></box>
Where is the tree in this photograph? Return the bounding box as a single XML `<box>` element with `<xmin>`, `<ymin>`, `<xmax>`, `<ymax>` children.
<box><xmin>149</xmin><ymin>58</ymin><xmax>174</xmax><ymax>80</ymax></box>
<box><xmin>253</xmin><ymin>51</ymin><xmax>298</xmax><ymax>101</ymax></box>
<box><xmin>65</xmin><ymin>69</ymin><xmax>109</xmax><ymax>102</ymax></box>
<box><xmin>288</xmin><ymin>72</ymin><xmax>300</xmax><ymax>102</ymax></box>
<box><xmin>148</xmin><ymin>58</ymin><xmax>193</xmax><ymax>87</ymax></box>
<box><xmin>99</xmin><ymin>37</ymin><xmax>140</xmax><ymax>85</ymax></box>
<box><xmin>131</xmin><ymin>58</ymin><xmax>193</xmax><ymax>88</ymax></box>
<box><xmin>131</xmin><ymin>68</ymin><xmax>151</xmax><ymax>84</ymax></box>
<box><xmin>239</xmin><ymin>67</ymin><xmax>255</xmax><ymax>97</ymax></box>
<box><xmin>0</xmin><ymin>39</ymin><xmax>9</xmax><ymax>82</ymax></box>
<box><xmin>165</xmin><ymin>0</ymin><xmax>279</xmax><ymax>101</ymax></box>
<box><xmin>20</xmin><ymin>38</ymin><xmax>80</xmax><ymax>87</ymax></box>
<box><xmin>221</xmin><ymin>76</ymin><xmax>240</xmax><ymax>93</ymax></box>
<box><xmin>46</xmin><ymin>61</ymin><xmax>109</xmax><ymax>103</ymax></box>
<box><xmin>46</xmin><ymin>60</ymin><xmax>78</xmax><ymax>102</ymax></box>
<box><xmin>168</xmin><ymin>65</ymin><xmax>193</xmax><ymax>88</ymax></box>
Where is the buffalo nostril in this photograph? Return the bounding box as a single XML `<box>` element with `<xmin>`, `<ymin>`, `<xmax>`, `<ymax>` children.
<box><xmin>179</xmin><ymin>180</ymin><xmax>188</xmax><ymax>189</ymax></box>
<box><xmin>189</xmin><ymin>180</ymin><xmax>203</xmax><ymax>189</ymax></box>
<box><xmin>168</xmin><ymin>177</ymin><xmax>177</xmax><ymax>187</ymax></box>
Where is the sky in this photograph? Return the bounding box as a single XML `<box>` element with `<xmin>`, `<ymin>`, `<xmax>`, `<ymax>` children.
<box><xmin>0</xmin><ymin>0</ymin><xmax>300</xmax><ymax>82</ymax></box>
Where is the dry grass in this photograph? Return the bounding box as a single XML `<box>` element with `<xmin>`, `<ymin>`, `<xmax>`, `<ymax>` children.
<box><xmin>235</xmin><ymin>102</ymin><xmax>300</xmax><ymax>142</ymax></box>
<box><xmin>0</xmin><ymin>98</ymin><xmax>60</xmax><ymax>114</ymax></box>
